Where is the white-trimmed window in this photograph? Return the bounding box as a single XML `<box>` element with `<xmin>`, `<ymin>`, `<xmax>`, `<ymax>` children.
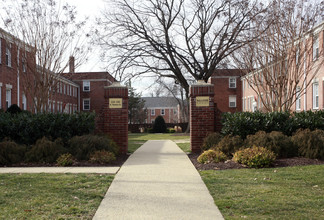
<box><xmin>83</xmin><ymin>99</ymin><xmax>90</xmax><ymax>110</ymax></box>
<box><xmin>296</xmin><ymin>86</ymin><xmax>301</xmax><ymax>110</ymax></box>
<box><xmin>161</xmin><ymin>109</ymin><xmax>165</xmax><ymax>115</ymax></box>
<box><xmin>69</xmin><ymin>86</ymin><xmax>72</xmax><ymax>96</ymax></box>
<box><xmin>313</xmin><ymin>82</ymin><xmax>319</xmax><ymax>109</ymax></box>
<box><xmin>5</xmin><ymin>45</ymin><xmax>11</xmax><ymax>67</ymax></box>
<box><xmin>242</xmin><ymin>98</ymin><xmax>245</xmax><ymax>111</ymax></box>
<box><xmin>6</xmin><ymin>89</ymin><xmax>11</xmax><ymax>109</ymax></box>
<box><xmin>313</xmin><ymin>34</ymin><xmax>319</xmax><ymax>61</ymax></box>
<box><xmin>22</xmin><ymin>94</ymin><xmax>27</xmax><ymax>110</ymax></box>
<box><xmin>83</xmin><ymin>81</ymin><xmax>90</xmax><ymax>92</ymax></box>
<box><xmin>151</xmin><ymin>109</ymin><xmax>155</xmax><ymax>116</ymax></box>
<box><xmin>229</xmin><ymin>78</ymin><xmax>236</xmax><ymax>88</ymax></box>
<box><xmin>22</xmin><ymin>58</ymin><xmax>27</xmax><ymax>72</ymax></box>
<box><xmin>64</xmin><ymin>84</ymin><xmax>66</xmax><ymax>94</ymax></box>
<box><xmin>173</xmin><ymin>109</ymin><xmax>177</xmax><ymax>115</ymax></box>
<box><xmin>229</xmin><ymin>96</ymin><xmax>236</xmax><ymax>108</ymax></box>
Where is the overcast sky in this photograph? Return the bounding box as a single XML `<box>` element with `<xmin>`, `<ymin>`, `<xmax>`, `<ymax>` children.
<box><xmin>61</xmin><ymin>0</ymin><xmax>107</xmax><ymax>72</ymax></box>
<box><xmin>62</xmin><ymin>0</ymin><xmax>156</xmax><ymax>96</ymax></box>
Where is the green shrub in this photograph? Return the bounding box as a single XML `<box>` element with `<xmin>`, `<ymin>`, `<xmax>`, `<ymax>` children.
<box><xmin>0</xmin><ymin>140</ymin><xmax>26</xmax><ymax>165</ymax></box>
<box><xmin>56</xmin><ymin>153</ymin><xmax>74</xmax><ymax>166</ymax></box>
<box><xmin>244</xmin><ymin>131</ymin><xmax>296</xmax><ymax>158</ymax></box>
<box><xmin>153</xmin><ymin>115</ymin><xmax>167</xmax><ymax>133</ymax></box>
<box><xmin>215</xmin><ymin>135</ymin><xmax>244</xmax><ymax>157</ymax></box>
<box><xmin>291</xmin><ymin>129</ymin><xmax>324</xmax><ymax>160</ymax></box>
<box><xmin>233</xmin><ymin>146</ymin><xmax>276</xmax><ymax>168</ymax></box>
<box><xmin>25</xmin><ymin>137</ymin><xmax>66</xmax><ymax>163</ymax></box>
<box><xmin>167</xmin><ymin>128</ymin><xmax>176</xmax><ymax>133</ymax></box>
<box><xmin>221</xmin><ymin>110</ymin><xmax>324</xmax><ymax>138</ymax></box>
<box><xmin>69</xmin><ymin>134</ymin><xmax>119</xmax><ymax>161</ymax></box>
<box><xmin>201</xmin><ymin>133</ymin><xmax>222</xmax><ymax>151</ymax></box>
<box><xmin>0</xmin><ymin>112</ymin><xmax>96</xmax><ymax>145</ymax></box>
<box><xmin>89</xmin><ymin>150</ymin><xmax>116</xmax><ymax>164</ymax></box>
<box><xmin>6</xmin><ymin>104</ymin><xmax>22</xmax><ymax>114</ymax></box>
<box><xmin>197</xmin><ymin>149</ymin><xmax>227</xmax><ymax>164</ymax></box>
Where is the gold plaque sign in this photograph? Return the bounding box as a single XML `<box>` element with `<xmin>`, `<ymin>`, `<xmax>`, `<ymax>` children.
<box><xmin>196</xmin><ymin>96</ymin><xmax>209</xmax><ymax>107</ymax></box>
<box><xmin>109</xmin><ymin>98</ymin><xmax>123</xmax><ymax>108</ymax></box>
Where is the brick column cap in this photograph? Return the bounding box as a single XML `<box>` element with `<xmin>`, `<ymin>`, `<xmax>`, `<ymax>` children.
<box><xmin>104</xmin><ymin>81</ymin><xmax>127</xmax><ymax>89</ymax></box>
<box><xmin>191</xmin><ymin>80</ymin><xmax>213</xmax><ymax>87</ymax></box>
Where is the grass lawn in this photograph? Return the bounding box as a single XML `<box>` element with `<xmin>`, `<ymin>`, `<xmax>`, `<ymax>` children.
<box><xmin>0</xmin><ymin>173</ymin><xmax>114</xmax><ymax>219</ymax></box>
<box><xmin>177</xmin><ymin>143</ymin><xmax>191</xmax><ymax>153</ymax></box>
<box><xmin>128</xmin><ymin>133</ymin><xmax>190</xmax><ymax>153</ymax></box>
<box><xmin>201</xmin><ymin>165</ymin><xmax>324</xmax><ymax>219</ymax></box>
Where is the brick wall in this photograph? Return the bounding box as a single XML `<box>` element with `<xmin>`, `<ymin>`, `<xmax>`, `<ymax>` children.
<box><xmin>190</xmin><ymin>81</ymin><xmax>215</xmax><ymax>153</ymax></box>
<box><xmin>209</xmin><ymin>69</ymin><xmax>242</xmax><ymax>113</ymax></box>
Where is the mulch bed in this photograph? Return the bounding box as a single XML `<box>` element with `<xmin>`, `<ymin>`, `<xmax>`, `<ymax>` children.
<box><xmin>4</xmin><ymin>154</ymin><xmax>130</xmax><ymax>168</ymax></box>
<box><xmin>188</xmin><ymin>153</ymin><xmax>324</xmax><ymax>170</ymax></box>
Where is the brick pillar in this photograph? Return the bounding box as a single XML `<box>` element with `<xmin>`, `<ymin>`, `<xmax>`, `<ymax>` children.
<box><xmin>103</xmin><ymin>82</ymin><xmax>128</xmax><ymax>154</ymax></box>
<box><xmin>190</xmin><ymin>80</ymin><xmax>215</xmax><ymax>153</ymax></box>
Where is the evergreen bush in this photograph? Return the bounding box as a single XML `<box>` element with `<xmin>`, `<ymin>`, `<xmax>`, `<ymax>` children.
<box><xmin>215</xmin><ymin>135</ymin><xmax>244</xmax><ymax>157</ymax></box>
<box><xmin>0</xmin><ymin>112</ymin><xmax>95</xmax><ymax>145</ymax></box>
<box><xmin>201</xmin><ymin>132</ymin><xmax>222</xmax><ymax>151</ymax></box>
<box><xmin>25</xmin><ymin>137</ymin><xmax>66</xmax><ymax>163</ymax></box>
<box><xmin>244</xmin><ymin>131</ymin><xmax>297</xmax><ymax>158</ymax></box>
<box><xmin>69</xmin><ymin>134</ymin><xmax>119</xmax><ymax>161</ymax></box>
<box><xmin>0</xmin><ymin>140</ymin><xmax>26</xmax><ymax>165</ymax></box>
<box><xmin>233</xmin><ymin>146</ymin><xmax>276</xmax><ymax>168</ymax></box>
<box><xmin>197</xmin><ymin>150</ymin><xmax>227</xmax><ymax>164</ymax></box>
<box><xmin>221</xmin><ymin>110</ymin><xmax>324</xmax><ymax>138</ymax></box>
<box><xmin>291</xmin><ymin>129</ymin><xmax>324</xmax><ymax>160</ymax></box>
<box><xmin>153</xmin><ymin>115</ymin><xmax>167</xmax><ymax>133</ymax></box>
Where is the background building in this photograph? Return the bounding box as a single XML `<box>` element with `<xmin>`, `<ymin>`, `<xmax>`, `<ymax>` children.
<box><xmin>142</xmin><ymin>97</ymin><xmax>187</xmax><ymax>123</ymax></box>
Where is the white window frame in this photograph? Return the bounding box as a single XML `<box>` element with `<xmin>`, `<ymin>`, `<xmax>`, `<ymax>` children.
<box><xmin>5</xmin><ymin>44</ymin><xmax>11</xmax><ymax>67</ymax></box>
<box><xmin>6</xmin><ymin>89</ymin><xmax>11</xmax><ymax>109</ymax></box>
<box><xmin>229</xmin><ymin>96</ymin><xmax>236</xmax><ymax>108</ymax></box>
<box><xmin>313</xmin><ymin>82</ymin><xmax>319</xmax><ymax>109</ymax></box>
<box><xmin>229</xmin><ymin>77</ymin><xmax>236</xmax><ymax>88</ymax></box>
<box><xmin>296</xmin><ymin>87</ymin><xmax>301</xmax><ymax>111</ymax></box>
<box><xmin>313</xmin><ymin>34</ymin><xmax>319</xmax><ymax>61</ymax></box>
<box><xmin>83</xmin><ymin>99</ymin><xmax>90</xmax><ymax>111</ymax></box>
<box><xmin>22</xmin><ymin>93</ymin><xmax>27</xmax><ymax>110</ymax></box>
<box><xmin>83</xmin><ymin>81</ymin><xmax>90</xmax><ymax>92</ymax></box>
<box><xmin>161</xmin><ymin>109</ymin><xmax>165</xmax><ymax>115</ymax></box>
<box><xmin>151</xmin><ymin>109</ymin><xmax>155</xmax><ymax>116</ymax></box>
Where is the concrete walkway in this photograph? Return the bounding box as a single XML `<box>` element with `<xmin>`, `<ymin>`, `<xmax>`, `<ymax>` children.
<box><xmin>93</xmin><ymin>140</ymin><xmax>223</xmax><ymax>220</ymax></box>
<box><xmin>0</xmin><ymin>167</ymin><xmax>119</xmax><ymax>174</ymax></box>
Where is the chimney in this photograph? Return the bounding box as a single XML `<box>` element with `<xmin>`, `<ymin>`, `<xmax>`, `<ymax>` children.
<box><xmin>69</xmin><ymin>56</ymin><xmax>75</xmax><ymax>73</ymax></box>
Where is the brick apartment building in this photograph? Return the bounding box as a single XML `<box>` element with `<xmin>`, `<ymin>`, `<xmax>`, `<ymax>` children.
<box><xmin>241</xmin><ymin>22</ymin><xmax>324</xmax><ymax>112</ymax></box>
<box><xmin>142</xmin><ymin>97</ymin><xmax>188</xmax><ymax>123</ymax></box>
<box><xmin>0</xmin><ymin>28</ymin><xmax>116</xmax><ymax>114</ymax></box>
<box><xmin>209</xmin><ymin>69</ymin><xmax>243</xmax><ymax>113</ymax></box>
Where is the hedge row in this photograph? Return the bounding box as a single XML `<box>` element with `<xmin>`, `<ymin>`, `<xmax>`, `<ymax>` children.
<box><xmin>221</xmin><ymin>110</ymin><xmax>324</xmax><ymax>138</ymax></box>
<box><xmin>0</xmin><ymin>112</ymin><xmax>96</xmax><ymax>145</ymax></box>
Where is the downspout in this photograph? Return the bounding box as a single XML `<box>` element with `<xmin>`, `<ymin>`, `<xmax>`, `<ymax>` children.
<box><xmin>304</xmin><ymin>39</ymin><xmax>307</xmax><ymax>110</ymax></box>
<box><xmin>17</xmin><ymin>47</ymin><xmax>20</xmax><ymax>107</ymax></box>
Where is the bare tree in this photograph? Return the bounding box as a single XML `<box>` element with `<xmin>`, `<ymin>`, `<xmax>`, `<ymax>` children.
<box><xmin>1</xmin><ymin>0</ymin><xmax>90</xmax><ymax>112</ymax></box>
<box><xmin>96</xmin><ymin>0</ymin><xmax>269</xmax><ymax>99</ymax></box>
<box><xmin>233</xmin><ymin>0</ymin><xmax>324</xmax><ymax>112</ymax></box>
